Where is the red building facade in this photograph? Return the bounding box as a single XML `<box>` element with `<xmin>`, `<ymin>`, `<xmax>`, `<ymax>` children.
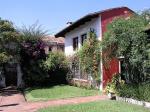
<box><xmin>100</xmin><ymin>7</ymin><xmax>133</xmax><ymax>88</ymax></box>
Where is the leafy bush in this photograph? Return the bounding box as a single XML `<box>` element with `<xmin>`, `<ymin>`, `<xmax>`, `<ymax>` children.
<box><xmin>105</xmin><ymin>74</ymin><xmax>124</xmax><ymax>93</ymax></box>
<box><xmin>42</xmin><ymin>52</ymin><xmax>68</xmax><ymax>71</ymax></box>
<box><xmin>21</xmin><ymin>46</ymin><xmax>69</xmax><ymax>86</ymax></box>
<box><xmin>0</xmin><ymin>52</ymin><xmax>10</xmax><ymax>64</ymax></box>
<box><xmin>0</xmin><ymin>18</ymin><xmax>22</xmax><ymax>66</ymax></box>
<box><xmin>138</xmin><ymin>84</ymin><xmax>150</xmax><ymax>102</ymax></box>
<box><xmin>41</xmin><ymin>52</ymin><xmax>69</xmax><ymax>84</ymax></box>
<box><xmin>106</xmin><ymin>74</ymin><xmax>150</xmax><ymax>102</ymax></box>
<box><xmin>20</xmin><ymin>40</ymin><xmax>47</xmax><ymax>86</ymax></box>
<box><xmin>116</xmin><ymin>83</ymin><xmax>150</xmax><ymax>102</ymax></box>
<box><xmin>116</xmin><ymin>84</ymin><xmax>138</xmax><ymax>98</ymax></box>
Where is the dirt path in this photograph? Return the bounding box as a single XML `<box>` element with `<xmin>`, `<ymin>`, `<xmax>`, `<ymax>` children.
<box><xmin>0</xmin><ymin>87</ymin><xmax>108</xmax><ymax>112</ymax></box>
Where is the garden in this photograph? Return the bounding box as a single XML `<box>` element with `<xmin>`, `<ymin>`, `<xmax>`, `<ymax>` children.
<box><xmin>0</xmin><ymin>9</ymin><xmax>150</xmax><ymax>112</ymax></box>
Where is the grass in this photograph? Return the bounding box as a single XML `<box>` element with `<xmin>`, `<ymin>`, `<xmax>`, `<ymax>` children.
<box><xmin>38</xmin><ymin>100</ymin><xmax>150</xmax><ymax>112</ymax></box>
<box><xmin>25</xmin><ymin>85</ymin><xmax>99</xmax><ymax>101</ymax></box>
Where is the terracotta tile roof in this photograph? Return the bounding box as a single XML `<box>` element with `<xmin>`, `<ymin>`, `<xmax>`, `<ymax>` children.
<box><xmin>42</xmin><ymin>36</ymin><xmax>64</xmax><ymax>44</ymax></box>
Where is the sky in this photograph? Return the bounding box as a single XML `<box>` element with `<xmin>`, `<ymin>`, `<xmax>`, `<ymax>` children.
<box><xmin>0</xmin><ymin>0</ymin><xmax>150</xmax><ymax>35</ymax></box>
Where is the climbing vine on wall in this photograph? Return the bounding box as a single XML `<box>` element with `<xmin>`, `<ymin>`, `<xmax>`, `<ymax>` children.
<box><xmin>101</xmin><ymin>11</ymin><xmax>150</xmax><ymax>83</ymax></box>
<box><xmin>78</xmin><ymin>31</ymin><xmax>101</xmax><ymax>81</ymax></box>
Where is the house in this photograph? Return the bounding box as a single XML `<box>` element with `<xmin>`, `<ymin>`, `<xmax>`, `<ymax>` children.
<box><xmin>42</xmin><ymin>36</ymin><xmax>64</xmax><ymax>54</ymax></box>
<box><xmin>55</xmin><ymin>7</ymin><xmax>134</xmax><ymax>90</ymax></box>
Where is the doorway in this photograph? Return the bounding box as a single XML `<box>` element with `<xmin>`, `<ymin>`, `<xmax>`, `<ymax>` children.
<box><xmin>5</xmin><ymin>64</ymin><xmax>17</xmax><ymax>86</ymax></box>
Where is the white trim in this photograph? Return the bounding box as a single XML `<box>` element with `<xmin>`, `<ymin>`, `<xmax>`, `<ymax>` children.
<box><xmin>119</xmin><ymin>61</ymin><xmax>121</xmax><ymax>73</ymax></box>
<box><xmin>99</xmin><ymin>15</ymin><xmax>103</xmax><ymax>91</ymax></box>
<box><xmin>78</xmin><ymin>35</ymin><xmax>81</xmax><ymax>49</ymax></box>
<box><xmin>100</xmin><ymin>51</ymin><xmax>103</xmax><ymax>91</ymax></box>
<box><xmin>98</xmin><ymin>15</ymin><xmax>102</xmax><ymax>41</ymax></box>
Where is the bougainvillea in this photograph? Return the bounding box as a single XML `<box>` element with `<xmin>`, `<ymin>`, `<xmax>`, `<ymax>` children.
<box><xmin>19</xmin><ymin>24</ymin><xmax>48</xmax><ymax>86</ymax></box>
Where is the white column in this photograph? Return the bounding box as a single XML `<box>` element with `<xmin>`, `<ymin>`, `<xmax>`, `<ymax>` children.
<box><xmin>100</xmin><ymin>51</ymin><xmax>103</xmax><ymax>91</ymax></box>
<box><xmin>17</xmin><ymin>63</ymin><xmax>24</xmax><ymax>88</ymax></box>
<box><xmin>78</xmin><ymin>35</ymin><xmax>81</xmax><ymax>49</ymax></box>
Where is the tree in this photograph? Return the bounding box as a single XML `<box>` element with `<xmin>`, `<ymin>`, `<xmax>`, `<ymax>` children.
<box><xmin>102</xmin><ymin>11</ymin><xmax>150</xmax><ymax>83</ymax></box>
<box><xmin>0</xmin><ymin>18</ymin><xmax>22</xmax><ymax>65</ymax></box>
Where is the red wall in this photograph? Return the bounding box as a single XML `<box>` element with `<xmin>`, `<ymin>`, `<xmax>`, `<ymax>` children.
<box><xmin>100</xmin><ymin>7</ymin><xmax>133</xmax><ymax>88</ymax></box>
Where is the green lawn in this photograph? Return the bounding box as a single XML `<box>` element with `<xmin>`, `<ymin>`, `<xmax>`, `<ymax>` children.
<box><xmin>25</xmin><ymin>85</ymin><xmax>99</xmax><ymax>101</ymax></box>
<box><xmin>38</xmin><ymin>100</ymin><xmax>150</xmax><ymax>112</ymax></box>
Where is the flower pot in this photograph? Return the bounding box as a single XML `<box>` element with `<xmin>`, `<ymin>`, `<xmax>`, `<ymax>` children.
<box><xmin>108</xmin><ymin>92</ymin><xmax>116</xmax><ymax>99</ymax></box>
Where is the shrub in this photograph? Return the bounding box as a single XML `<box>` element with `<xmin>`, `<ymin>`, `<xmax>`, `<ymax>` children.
<box><xmin>21</xmin><ymin>51</ymin><xmax>69</xmax><ymax>86</ymax></box>
<box><xmin>42</xmin><ymin>52</ymin><xmax>68</xmax><ymax>71</ymax></box>
<box><xmin>116</xmin><ymin>84</ymin><xmax>138</xmax><ymax>99</ymax></box>
<box><xmin>21</xmin><ymin>59</ymin><xmax>48</xmax><ymax>86</ymax></box>
<box><xmin>138</xmin><ymin>83</ymin><xmax>150</xmax><ymax>102</ymax></box>
<box><xmin>106</xmin><ymin>74</ymin><xmax>150</xmax><ymax>102</ymax></box>
<box><xmin>105</xmin><ymin>73</ymin><xmax>124</xmax><ymax>93</ymax></box>
<box><xmin>116</xmin><ymin>83</ymin><xmax>150</xmax><ymax>102</ymax></box>
<box><xmin>41</xmin><ymin>51</ymin><xmax>69</xmax><ymax>84</ymax></box>
<box><xmin>20</xmin><ymin>42</ymin><xmax>47</xmax><ymax>86</ymax></box>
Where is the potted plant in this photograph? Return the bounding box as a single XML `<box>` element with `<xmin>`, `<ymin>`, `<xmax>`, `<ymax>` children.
<box><xmin>105</xmin><ymin>82</ymin><xmax>116</xmax><ymax>99</ymax></box>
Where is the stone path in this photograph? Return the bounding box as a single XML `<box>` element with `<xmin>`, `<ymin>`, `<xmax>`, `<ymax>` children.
<box><xmin>0</xmin><ymin>87</ymin><xmax>108</xmax><ymax>112</ymax></box>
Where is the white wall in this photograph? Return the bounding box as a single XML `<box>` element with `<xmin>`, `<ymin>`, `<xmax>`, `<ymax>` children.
<box><xmin>65</xmin><ymin>16</ymin><xmax>102</xmax><ymax>56</ymax></box>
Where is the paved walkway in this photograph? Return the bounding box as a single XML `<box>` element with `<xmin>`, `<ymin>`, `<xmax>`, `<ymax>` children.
<box><xmin>0</xmin><ymin>87</ymin><xmax>108</xmax><ymax>112</ymax></box>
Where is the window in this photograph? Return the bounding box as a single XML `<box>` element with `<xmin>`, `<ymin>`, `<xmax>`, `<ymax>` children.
<box><xmin>81</xmin><ymin>33</ymin><xmax>87</xmax><ymax>45</ymax></box>
<box><xmin>73</xmin><ymin>37</ymin><xmax>78</xmax><ymax>51</ymax></box>
<box><xmin>120</xmin><ymin>60</ymin><xmax>126</xmax><ymax>81</ymax></box>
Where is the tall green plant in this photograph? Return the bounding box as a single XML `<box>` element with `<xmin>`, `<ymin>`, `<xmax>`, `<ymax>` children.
<box><xmin>0</xmin><ymin>18</ymin><xmax>22</xmax><ymax>65</ymax></box>
<box><xmin>102</xmin><ymin>12</ymin><xmax>149</xmax><ymax>83</ymax></box>
<box><xmin>78</xmin><ymin>31</ymin><xmax>101</xmax><ymax>80</ymax></box>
